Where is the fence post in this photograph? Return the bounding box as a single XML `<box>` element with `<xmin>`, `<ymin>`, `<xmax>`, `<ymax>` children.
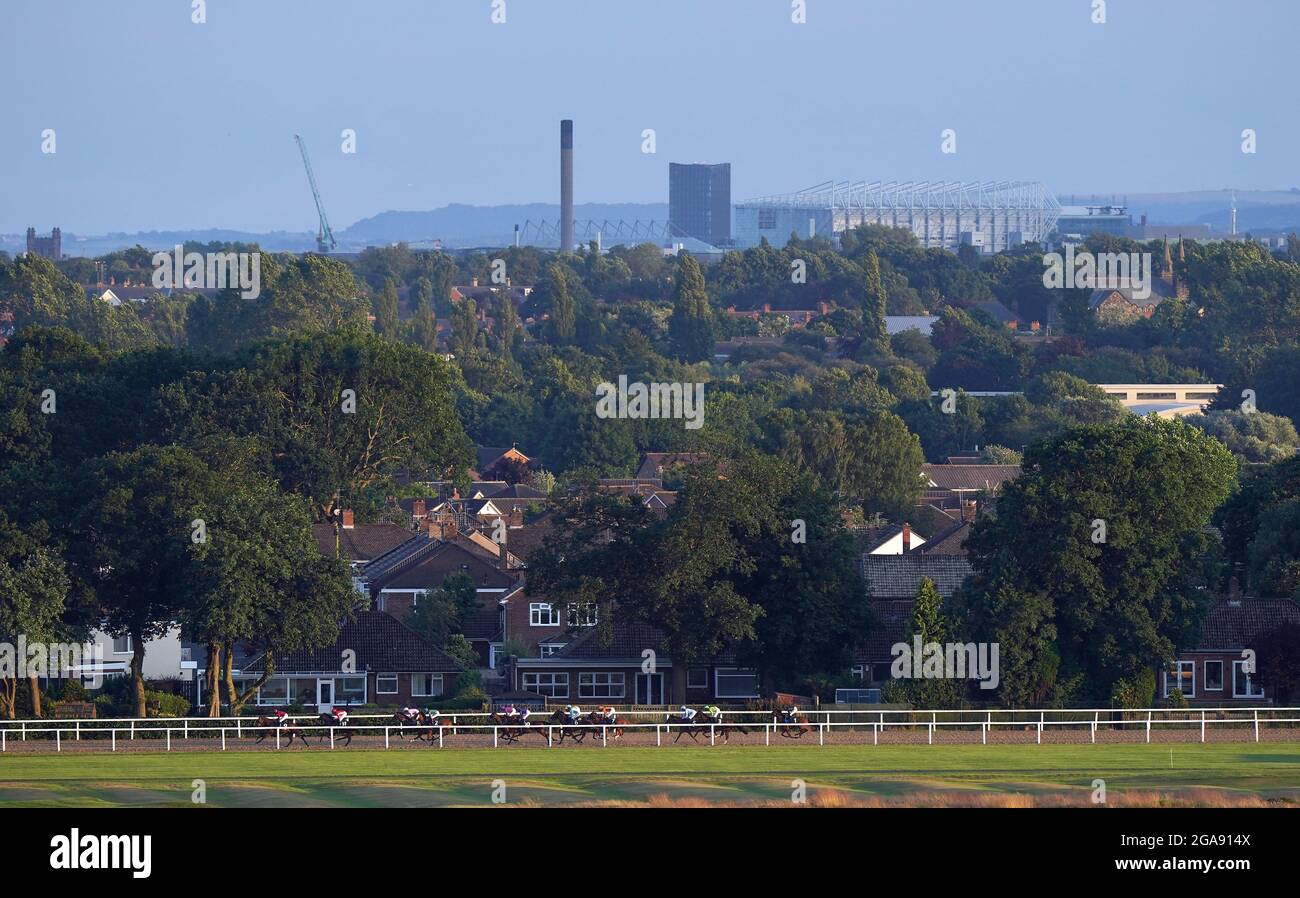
<box><xmin>183</xmin><ymin>720</ymin><xmax>188</xmax><ymax>740</ymax></box>
<box><xmin>21</xmin><ymin>722</ymin><xmax>26</xmax><ymax>741</ymax></box>
<box><xmin>276</xmin><ymin>728</ymin><xmax>280</xmax><ymax>750</ymax></box>
<box><xmin>981</xmin><ymin>722</ymin><xmax>986</xmax><ymax>745</ymax></box>
<box><xmin>438</xmin><ymin>725</ymin><xmax>444</xmax><ymax>749</ymax></box>
<box><xmin>384</xmin><ymin>727</ymin><xmax>390</xmax><ymax>749</ymax></box>
<box><xmin>1254</xmin><ymin>710</ymin><xmax>1260</xmax><ymax>743</ymax></box>
<box><xmin>221</xmin><ymin>728</ymin><xmax>226</xmax><ymax>751</ymax></box>
<box><xmin>76</xmin><ymin>720</ymin><xmax>80</xmax><ymax>741</ymax></box>
<box><xmin>766</xmin><ymin>723</ymin><xmax>771</xmax><ymax>746</ymax></box>
<box><xmin>329</xmin><ymin>728</ymin><xmax>335</xmax><ymax>749</ymax></box>
<box><xmin>709</xmin><ymin>725</ymin><xmax>715</xmax><ymax>747</ymax></box>
<box><xmin>819</xmin><ymin>722</ymin><xmax>824</xmax><ymax>746</ymax></box>
<box><xmin>1201</xmin><ymin>711</ymin><xmax>1206</xmax><ymax>743</ymax></box>
<box><xmin>603</xmin><ymin>726</ymin><xmax>609</xmax><ymax>747</ymax></box>
<box><xmin>493</xmin><ymin>726</ymin><xmax>498</xmax><ymax>748</ymax></box>
<box><xmin>928</xmin><ymin>720</ymin><xmax>933</xmax><ymax>745</ymax></box>
<box><xmin>130</xmin><ymin>720</ymin><xmax>134</xmax><ymax>741</ymax></box>
<box><xmin>166</xmin><ymin>729</ymin><xmax>171</xmax><ymax>752</ymax></box>
<box><xmin>112</xmin><ymin>729</ymin><xmax>116</xmax><ymax>752</ymax></box>
<box><xmin>56</xmin><ymin>730</ymin><xmax>60</xmax><ymax>752</ymax></box>
<box><xmin>1</xmin><ymin>729</ymin><xmax>5</xmax><ymax>752</ymax></box>
<box><xmin>237</xmin><ymin>719</ymin><xmax>242</xmax><ymax>739</ymax></box>
<box><xmin>1146</xmin><ymin>712</ymin><xmax>1152</xmax><ymax>743</ymax></box>
<box><xmin>873</xmin><ymin>721</ymin><xmax>878</xmax><ymax>746</ymax></box>
<box><xmin>1090</xmin><ymin>718</ymin><xmax>1096</xmax><ymax>744</ymax></box>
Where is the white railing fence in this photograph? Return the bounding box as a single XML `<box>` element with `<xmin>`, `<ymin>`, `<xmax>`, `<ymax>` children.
<box><xmin>1</xmin><ymin>707</ymin><xmax>1298</xmax><ymax>752</ymax></box>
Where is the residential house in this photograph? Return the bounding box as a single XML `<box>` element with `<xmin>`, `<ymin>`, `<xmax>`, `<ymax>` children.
<box><xmin>473</xmin><ymin>445</ymin><xmax>535</xmax><ymax>482</ymax></box>
<box><xmin>852</xmin><ymin>555</ymin><xmax>975</xmax><ymax>688</ymax></box>
<box><xmin>358</xmin><ymin>535</ymin><xmax>518</xmax><ymax>622</ymax></box>
<box><xmin>311</xmin><ymin>511</ymin><xmax>412</xmax><ymax>568</ymax></box>
<box><xmin>920</xmin><ymin>462</ymin><xmax>1020</xmax><ymax>514</ymax></box>
<box><xmin>228</xmin><ymin>611</ymin><xmax>465</xmax><ymax>711</ymax></box>
<box><xmin>511</xmin><ymin>619</ymin><xmax>761</xmax><ymax>705</ymax></box>
<box><xmin>1163</xmin><ymin>596</ymin><xmax>1300</xmax><ymax>705</ymax></box>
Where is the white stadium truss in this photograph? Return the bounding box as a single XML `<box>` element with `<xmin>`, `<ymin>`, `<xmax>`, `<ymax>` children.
<box><xmin>736</xmin><ymin>179</ymin><xmax>1061</xmax><ymax>251</ymax></box>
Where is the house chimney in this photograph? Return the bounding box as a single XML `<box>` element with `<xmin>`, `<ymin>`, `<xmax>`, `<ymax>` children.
<box><xmin>901</xmin><ymin>522</ymin><xmax>911</xmax><ymax>552</ymax></box>
<box><xmin>340</xmin><ymin>509</ymin><xmax>355</xmax><ymax>529</ymax></box>
<box><xmin>560</xmin><ymin>119</ymin><xmax>574</xmax><ymax>253</ymax></box>
<box><xmin>412</xmin><ymin>499</ymin><xmax>426</xmax><ymax>520</ymax></box>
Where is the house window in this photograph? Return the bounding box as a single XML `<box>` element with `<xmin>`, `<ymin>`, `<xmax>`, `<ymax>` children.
<box><xmin>336</xmin><ymin>677</ymin><xmax>366</xmax><ymax>704</ymax></box>
<box><xmin>579</xmin><ymin>672</ymin><xmax>625</xmax><ymax>699</ymax></box>
<box><xmin>522</xmin><ymin>672</ymin><xmax>569</xmax><ymax>699</ymax></box>
<box><xmin>539</xmin><ymin>644</ymin><xmax>564</xmax><ymax>657</ymax></box>
<box><xmin>1204</xmin><ymin>661</ymin><xmax>1224</xmax><ymax>691</ymax></box>
<box><xmin>687</xmin><ymin>668</ymin><xmax>709</xmax><ymax>689</ymax></box>
<box><xmin>1136</xmin><ymin>392</ymin><xmax>1176</xmax><ymax>400</ymax></box>
<box><xmin>111</xmin><ymin>635</ymin><xmax>132</xmax><ymax>655</ymax></box>
<box><xmin>530</xmin><ymin>603</ymin><xmax>560</xmax><ymax>627</ymax></box>
<box><xmin>758</xmin><ymin>209</ymin><xmax>777</xmax><ymax>229</ymax></box>
<box><xmin>1233</xmin><ymin>661</ymin><xmax>1264</xmax><ymax>698</ymax></box>
<box><xmin>714</xmin><ymin>668</ymin><xmax>760</xmax><ymax>699</ymax></box>
<box><xmin>412</xmin><ymin>674</ymin><xmax>444</xmax><ymax>698</ymax></box>
<box><xmin>1163</xmin><ymin>661</ymin><xmax>1194</xmax><ymax>698</ymax></box>
<box><xmin>376</xmin><ymin>674</ymin><xmax>399</xmax><ymax>695</ymax></box>
<box><xmin>253</xmin><ymin>677</ymin><xmax>289</xmax><ymax>705</ymax></box>
<box><xmin>850</xmin><ymin>665</ymin><xmax>865</xmax><ymax>681</ymax></box>
<box><xmin>567</xmin><ymin>602</ymin><xmax>598</xmax><ymax>628</ymax></box>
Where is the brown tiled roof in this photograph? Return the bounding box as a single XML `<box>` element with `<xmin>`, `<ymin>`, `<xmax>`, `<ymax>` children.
<box><xmin>911</xmin><ymin>519</ymin><xmax>972</xmax><ymax>556</ymax></box>
<box><xmin>921</xmin><ymin>464</ymin><xmax>1020</xmax><ymax>493</ymax></box>
<box><xmin>856</xmin><ymin>599</ymin><xmax>916</xmax><ymax>663</ymax></box>
<box><xmin>1194</xmin><ymin>598</ymin><xmax>1300</xmax><ymax>650</ymax></box>
<box><xmin>554</xmin><ymin>620</ymin><xmax>669</xmax><ymax>660</ymax></box>
<box><xmin>311</xmin><ymin>523</ymin><xmax>414</xmax><ymax>563</ymax></box>
<box><xmin>362</xmin><ymin>537</ymin><xmax>517</xmax><ymax>592</ymax></box>
<box><xmin>860</xmin><ymin>555</ymin><xmax>973</xmax><ymax>599</ymax></box>
<box><xmin>636</xmin><ymin>452</ymin><xmax>708</xmax><ymax>481</ymax></box>
<box><xmin>242</xmin><ymin>611</ymin><xmax>464</xmax><ymax>673</ymax></box>
<box><xmin>500</xmin><ymin>515</ymin><xmax>555</xmax><ymax>566</ymax></box>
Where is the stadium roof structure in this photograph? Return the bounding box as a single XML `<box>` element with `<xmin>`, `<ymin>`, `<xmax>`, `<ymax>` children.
<box><xmin>737</xmin><ymin>179</ymin><xmax>1061</xmax><ymax>246</ymax></box>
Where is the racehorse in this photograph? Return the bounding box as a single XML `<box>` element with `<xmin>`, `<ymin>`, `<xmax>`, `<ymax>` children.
<box><xmin>584</xmin><ymin>711</ymin><xmax>627</xmax><ymax>741</ymax></box>
<box><xmin>667</xmin><ymin>713</ymin><xmax>710</xmax><ymax>744</ymax></box>
<box><xmin>771</xmin><ymin>709</ymin><xmax>811</xmax><ymax>739</ymax></box>
<box><xmin>547</xmin><ymin>708</ymin><xmax>587</xmax><ymax>744</ymax></box>
<box><xmin>254</xmin><ymin>715</ymin><xmax>309</xmax><ymax>748</ymax></box>
<box><xmin>390</xmin><ymin>709</ymin><xmax>422</xmax><ymax>740</ymax></box>
<box><xmin>698</xmin><ymin>712</ymin><xmax>746</xmax><ymax>742</ymax></box>
<box><xmin>317</xmin><ymin>712</ymin><xmax>355</xmax><ymax>747</ymax></box>
<box><xmin>489</xmin><ymin>711</ymin><xmax>535</xmax><ymax>744</ymax></box>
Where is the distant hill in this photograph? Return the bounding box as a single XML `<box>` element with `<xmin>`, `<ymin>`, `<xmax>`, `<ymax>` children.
<box><xmin>340</xmin><ymin>202</ymin><xmax>670</xmax><ymax>247</ymax></box>
<box><xmin>1065</xmin><ymin>189</ymin><xmax>1300</xmax><ymax>234</ymax></box>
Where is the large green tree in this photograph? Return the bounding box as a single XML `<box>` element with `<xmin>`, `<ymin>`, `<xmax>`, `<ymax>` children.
<box><xmin>957</xmin><ymin>417</ymin><xmax>1236</xmax><ymax>705</ymax></box>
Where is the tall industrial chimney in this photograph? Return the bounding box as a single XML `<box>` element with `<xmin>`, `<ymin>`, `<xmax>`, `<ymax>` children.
<box><xmin>560</xmin><ymin>119</ymin><xmax>574</xmax><ymax>253</ymax></box>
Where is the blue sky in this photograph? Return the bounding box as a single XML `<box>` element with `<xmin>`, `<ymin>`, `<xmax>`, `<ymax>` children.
<box><xmin>3</xmin><ymin>0</ymin><xmax>1297</xmax><ymax>233</ymax></box>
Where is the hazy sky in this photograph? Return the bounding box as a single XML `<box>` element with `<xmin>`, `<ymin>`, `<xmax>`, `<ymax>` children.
<box><xmin>4</xmin><ymin>0</ymin><xmax>1297</xmax><ymax>234</ymax></box>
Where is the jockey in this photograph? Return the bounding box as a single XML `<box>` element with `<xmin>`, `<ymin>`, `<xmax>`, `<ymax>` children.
<box><xmin>516</xmin><ymin>707</ymin><xmax>531</xmax><ymax>725</ymax></box>
<box><xmin>424</xmin><ymin>708</ymin><xmax>441</xmax><ymax>722</ymax></box>
<box><xmin>600</xmin><ymin>706</ymin><xmax>617</xmax><ymax>723</ymax></box>
<box><xmin>274</xmin><ymin>709</ymin><xmax>291</xmax><ymax>727</ymax></box>
<box><xmin>331</xmin><ymin>707</ymin><xmax>349</xmax><ymax>725</ymax></box>
<box><xmin>502</xmin><ymin>704</ymin><xmax>517</xmax><ymax>719</ymax></box>
<box><xmin>400</xmin><ymin>706</ymin><xmax>420</xmax><ymax>722</ymax></box>
<box><xmin>783</xmin><ymin>705</ymin><xmax>798</xmax><ymax>723</ymax></box>
<box><xmin>703</xmin><ymin>704</ymin><xmax>721</xmax><ymax>721</ymax></box>
<box><xmin>566</xmin><ymin>704</ymin><xmax>582</xmax><ymax>723</ymax></box>
<box><xmin>679</xmin><ymin>705</ymin><xmax>697</xmax><ymax>722</ymax></box>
